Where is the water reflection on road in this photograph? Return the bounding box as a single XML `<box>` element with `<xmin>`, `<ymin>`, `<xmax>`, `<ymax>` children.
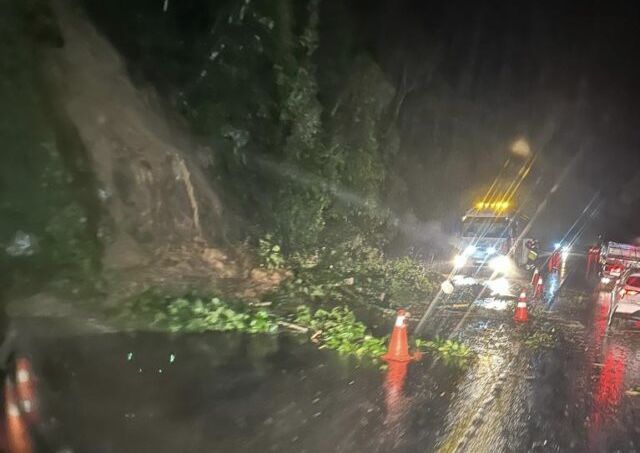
<box><xmin>386</xmin><ymin>270</ymin><xmax>640</xmax><ymax>452</ymax></box>
<box><xmin>585</xmin><ymin>290</ymin><xmax>640</xmax><ymax>452</ymax></box>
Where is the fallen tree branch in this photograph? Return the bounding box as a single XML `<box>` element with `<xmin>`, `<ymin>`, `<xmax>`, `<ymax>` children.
<box><xmin>310</xmin><ymin>329</ymin><xmax>322</xmax><ymax>343</ymax></box>
<box><xmin>278</xmin><ymin>320</ymin><xmax>309</xmax><ymax>333</ymax></box>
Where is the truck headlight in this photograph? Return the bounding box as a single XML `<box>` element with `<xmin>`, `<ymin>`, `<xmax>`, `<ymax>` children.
<box><xmin>486</xmin><ymin>246</ymin><xmax>497</xmax><ymax>255</ymax></box>
<box><xmin>453</xmin><ymin>254</ymin><xmax>467</xmax><ymax>268</ymax></box>
<box><xmin>463</xmin><ymin>245</ymin><xmax>476</xmax><ymax>256</ymax></box>
<box><xmin>489</xmin><ymin>255</ymin><xmax>511</xmax><ymax>273</ymax></box>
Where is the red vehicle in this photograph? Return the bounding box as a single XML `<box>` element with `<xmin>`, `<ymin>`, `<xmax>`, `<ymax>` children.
<box><xmin>599</xmin><ymin>242</ymin><xmax>640</xmax><ymax>289</ymax></box>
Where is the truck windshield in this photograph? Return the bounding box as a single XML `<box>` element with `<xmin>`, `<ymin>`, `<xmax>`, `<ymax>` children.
<box><xmin>462</xmin><ymin>217</ymin><xmax>510</xmax><ymax>238</ymax></box>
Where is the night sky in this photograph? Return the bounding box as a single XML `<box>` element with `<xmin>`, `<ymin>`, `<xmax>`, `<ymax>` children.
<box><xmin>354</xmin><ymin>0</ymin><xmax>640</xmax><ymax>243</ymax></box>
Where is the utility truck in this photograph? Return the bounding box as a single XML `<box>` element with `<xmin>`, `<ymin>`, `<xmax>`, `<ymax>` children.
<box><xmin>452</xmin><ymin>200</ymin><xmax>533</xmax><ymax>275</ymax></box>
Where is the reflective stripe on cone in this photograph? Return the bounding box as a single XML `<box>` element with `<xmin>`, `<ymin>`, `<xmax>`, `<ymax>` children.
<box><xmin>14</xmin><ymin>358</ymin><xmax>38</xmax><ymax>426</ymax></box>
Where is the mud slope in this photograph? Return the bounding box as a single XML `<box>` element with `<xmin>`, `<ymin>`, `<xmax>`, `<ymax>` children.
<box><xmin>43</xmin><ymin>0</ymin><xmax>224</xmax><ymax>271</ymax></box>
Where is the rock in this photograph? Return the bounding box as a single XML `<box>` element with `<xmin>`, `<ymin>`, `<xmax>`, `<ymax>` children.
<box><xmin>5</xmin><ymin>231</ymin><xmax>38</xmax><ymax>257</ymax></box>
<box><xmin>250</xmin><ymin>268</ymin><xmax>269</xmax><ymax>281</ymax></box>
<box><xmin>202</xmin><ymin>247</ymin><xmax>227</xmax><ymax>263</ymax></box>
<box><xmin>249</xmin><ymin>268</ymin><xmax>291</xmax><ymax>286</ymax></box>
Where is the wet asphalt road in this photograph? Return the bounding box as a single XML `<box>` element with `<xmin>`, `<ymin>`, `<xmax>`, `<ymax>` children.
<box><xmin>9</xmin><ymin>257</ymin><xmax>640</xmax><ymax>452</ymax></box>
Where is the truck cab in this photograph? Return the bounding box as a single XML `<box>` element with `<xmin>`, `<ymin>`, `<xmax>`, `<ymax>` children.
<box><xmin>599</xmin><ymin>241</ymin><xmax>640</xmax><ymax>289</ymax></box>
<box><xmin>453</xmin><ymin>201</ymin><xmax>530</xmax><ymax>272</ymax></box>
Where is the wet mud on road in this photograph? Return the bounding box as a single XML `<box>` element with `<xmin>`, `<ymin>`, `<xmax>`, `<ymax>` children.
<box><xmin>10</xmin><ymin>258</ymin><xmax>640</xmax><ymax>452</ymax></box>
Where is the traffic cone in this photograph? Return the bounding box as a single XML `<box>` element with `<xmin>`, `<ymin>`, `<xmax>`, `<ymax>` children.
<box><xmin>531</xmin><ymin>268</ymin><xmax>539</xmax><ymax>286</ymax></box>
<box><xmin>534</xmin><ymin>275</ymin><xmax>543</xmax><ymax>298</ymax></box>
<box><xmin>514</xmin><ymin>291</ymin><xmax>529</xmax><ymax>322</ymax></box>
<box><xmin>14</xmin><ymin>358</ymin><xmax>38</xmax><ymax>425</ymax></box>
<box><xmin>382</xmin><ymin>309</ymin><xmax>413</xmax><ymax>362</ymax></box>
<box><xmin>549</xmin><ymin>251</ymin><xmax>561</xmax><ymax>272</ymax></box>
<box><xmin>4</xmin><ymin>377</ymin><xmax>33</xmax><ymax>453</ymax></box>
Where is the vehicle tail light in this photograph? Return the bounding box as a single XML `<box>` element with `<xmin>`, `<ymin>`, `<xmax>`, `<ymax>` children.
<box><xmin>605</xmin><ymin>264</ymin><xmax>624</xmax><ymax>276</ymax></box>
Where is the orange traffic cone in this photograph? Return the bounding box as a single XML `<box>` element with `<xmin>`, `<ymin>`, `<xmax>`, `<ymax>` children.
<box><xmin>531</xmin><ymin>268</ymin><xmax>539</xmax><ymax>286</ymax></box>
<box><xmin>514</xmin><ymin>291</ymin><xmax>529</xmax><ymax>322</ymax></box>
<box><xmin>548</xmin><ymin>251</ymin><xmax>561</xmax><ymax>272</ymax></box>
<box><xmin>382</xmin><ymin>310</ymin><xmax>413</xmax><ymax>362</ymax></box>
<box><xmin>4</xmin><ymin>377</ymin><xmax>33</xmax><ymax>453</ymax></box>
<box><xmin>534</xmin><ymin>275</ymin><xmax>544</xmax><ymax>298</ymax></box>
<box><xmin>14</xmin><ymin>358</ymin><xmax>38</xmax><ymax>425</ymax></box>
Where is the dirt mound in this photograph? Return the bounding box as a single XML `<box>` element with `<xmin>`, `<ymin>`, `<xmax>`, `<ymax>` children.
<box><xmin>103</xmin><ymin>242</ymin><xmax>289</xmax><ymax>304</ymax></box>
<box><xmin>44</xmin><ymin>0</ymin><xmax>224</xmax><ymax>270</ymax></box>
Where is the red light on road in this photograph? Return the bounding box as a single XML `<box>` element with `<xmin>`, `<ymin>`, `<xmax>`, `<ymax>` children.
<box><xmin>589</xmin><ymin>345</ymin><xmax>626</xmax><ymax>442</ymax></box>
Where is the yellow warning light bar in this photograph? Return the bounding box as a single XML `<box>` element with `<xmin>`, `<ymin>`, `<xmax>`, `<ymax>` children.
<box><xmin>475</xmin><ymin>201</ymin><xmax>510</xmax><ymax>211</ymax></box>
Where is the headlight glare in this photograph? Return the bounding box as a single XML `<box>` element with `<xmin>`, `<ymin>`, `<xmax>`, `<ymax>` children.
<box><xmin>463</xmin><ymin>245</ymin><xmax>476</xmax><ymax>256</ymax></box>
<box><xmin>453</xmin><ymin>254</ymin><xmax>467</xmax><ymax>268</ymax></box>
<box><xmin>489</xmin><ymin>255</ymin><xmax>511</xmax><ymax>273</ymax></box>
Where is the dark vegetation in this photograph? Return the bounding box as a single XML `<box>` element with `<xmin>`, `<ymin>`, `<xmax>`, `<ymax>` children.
<box><xmin>119</xmin><ymin>291</ymin><xmax>389</xmax><ymax>362</ymax></box>
<box><xmin>2</xmin><ymin>1</ymin><xmax>443</xmax><ymax>302</ymax></box>
<box><xmin>5</xmin><ymin>0</ymin><xmax>640</xmax><ymax>300</ymax></box>
<box><xmin>0</xmin><ymin>1</ymin><xmax>98</xmax><ymax>299</ymax></box>
<box><xmin>0</xmin><ymin>0</ymin><xmax>509</xmax><ymax>361</ymax></box>
<box><xmin>85</xmin><ymin>0</ymin><xmax>402</xmax><ymax>252</ymax></box>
